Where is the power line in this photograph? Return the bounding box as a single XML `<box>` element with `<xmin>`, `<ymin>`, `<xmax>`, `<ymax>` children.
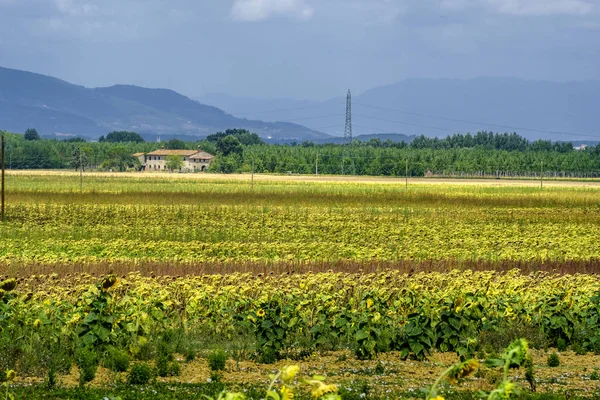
<box><xmin>353</xmin><ymin>113</ymin><xmax>460</xmax><ymax>133</ymax></box>
<box><xmin>279</xmin><ymin>113</ymin><xmax>345</xmax><ymax>122</ymax></box>
<box><xmin>353</xmin><ymin>124</ymin><xmax>416</xmax><ymax>137</ymax></box>
<box><xmin>354</xmin><ymin>102</ymin><xmax>600</xmax><ymax>140</ymax></box>
<box><xmin>314</xmin><ymin>124</ymin><xmax>345</xmax><ymax>130</ymax></box>
<box><xmin>234</xmin><ymin>105</ymin><xmax>327</xmax><ymax>116</ymax></box>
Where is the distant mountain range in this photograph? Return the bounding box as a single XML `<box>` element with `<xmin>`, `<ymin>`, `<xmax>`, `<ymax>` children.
<box><xmin>2</xmin><ymin>65</ymin><xmax>599</xmax><ymax>144</ymax></box>
<box><xmin>0</xmin><ymin>66</ymin><xmax>327</xmax><ymax>141</ymax></box>
<box><xmin>199</xmin><ymin>77</ymin><xmax>600</xmax><ymax>143</ymax></box>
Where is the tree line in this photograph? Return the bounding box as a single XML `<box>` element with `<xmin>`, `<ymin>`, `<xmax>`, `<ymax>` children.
<box><xmin>2</xmin><ymin>128</ymin><xmax>600</xmax><ymax>177</ymax></box>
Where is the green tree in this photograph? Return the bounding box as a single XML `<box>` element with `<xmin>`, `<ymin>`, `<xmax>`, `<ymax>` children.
<box><xmin>216</xmin><ymin>135</ymin><xmax>244</xmax><ymax>156</ymax></box>
<box><xmin>64</xmin><ymin>137</ymin><xmax>87</xmax><ymax>143</ymax></box>
<box><xmin>165</xmin><ymin>155</ymin><xmax>184</xmax><ymax>171</ymax></box>
<box><xmin>207</xmin><ymin>129</ymin><xmax>263</xmax><ymax>146</ymax></box>
<box><xmin>24</xmin><ymin>128</ymin><xmax>40</xmax><ymax>140</ymax></box>
<box><xmin>165</xmin><ymin>138</ymin><xmax>186</xmax><ymax>149</ymax></box>
<box><xmin>100</xmin><ymin>131</ymin><xmax>144</xmax><ymax>143</ymax></box>
<box><xmin>100</xmin><ymin>145</ymin><xmax>139</xmax><ymax>171</ymax></box>
<box><xmin>70</xmin><ymin>146</ymin><xmax>93</xmax><ymax>171</ymax></box>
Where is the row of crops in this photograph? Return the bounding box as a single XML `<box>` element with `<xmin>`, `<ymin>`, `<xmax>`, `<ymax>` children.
<box><xmin>2</xmin><ymin>175</ymin><xmax>599</xmax><ymax>267</ymax></box>
<box><xmin>2</xmin><ymin>270</ymin><xmax>599</xmax><ymax>370</ymax></box>
<box><xmin>1</xmin><ymin>203</ymin><xmax>599</xmax><ymax>263</ymax></box>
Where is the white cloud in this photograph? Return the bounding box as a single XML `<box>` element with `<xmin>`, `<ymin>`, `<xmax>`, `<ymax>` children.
<box><xmin>54</xmin><ymin>0</ymin><xmax>99</xmax><ymax>16</ymax></box>
<box><xmin>486</xmin><ymin>0</ymin><xmax>594</xmax><ymax>16</ymax></box>
<box><xmin>231</xmin><ymin>0</ymin><xmax>314</xmax><ymax>22</ymax></box>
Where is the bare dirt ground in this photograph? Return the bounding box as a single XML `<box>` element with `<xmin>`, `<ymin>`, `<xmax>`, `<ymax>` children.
<box><xmin>16</xmin><ymin>349</ymin><xmax>600</xmax><ymax>396</ymax></box>
<box><xmin>6</xmin><ymin>169</ymin><xmax>600</xmax><ymax>187</ymax></box>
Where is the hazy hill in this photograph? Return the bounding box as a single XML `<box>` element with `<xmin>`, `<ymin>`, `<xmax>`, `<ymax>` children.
<box><xmin>0</xmin><ymin>66</ymin><xmax>327</xmax><ymax>141</ymax></box>
<box><xmin>199</xmin><ymin>77</ymin><xmax>600</xmax><ymax>143</ymax></box>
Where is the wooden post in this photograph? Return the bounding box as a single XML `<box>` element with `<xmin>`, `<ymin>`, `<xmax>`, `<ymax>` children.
<box><xmin>251</xmin><ymin>158</ymin><xmax>254</xmax><ymax>189</ymax></box>
<box><xmin>315</xmin><ymin>152</ymin><xmax>319</xmax><ymax>175</ymax></box>
<box><xmin>1</xmin><ymin>135</ymin><xmax>4</xmax><ymax>222</ymax></box>
<box><xmin>79</xmin><ymin>147</ymin><xmax>83</xmax><ymax>193</ymax></box>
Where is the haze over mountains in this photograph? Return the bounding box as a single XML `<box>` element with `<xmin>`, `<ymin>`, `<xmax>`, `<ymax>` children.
<box><xmin>1</xmin><ymin>65</ymin><xmax>599</xmax><ymax>144</ymax></box>
<box><xmin>0</xmin><ymin>66</ymin><xmax>326</xmax><ymax>141</ymax></box>
<box><xmin>200</xmin><ymin>77</ymin><xmax>600</xmax><ymax>143</ymax></box>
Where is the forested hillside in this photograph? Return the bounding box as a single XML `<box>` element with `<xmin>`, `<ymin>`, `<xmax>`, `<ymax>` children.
<box><xmin>0</xmin><ymin>66</ymin><xmax>326</xmax><ymax>141</ymax></box>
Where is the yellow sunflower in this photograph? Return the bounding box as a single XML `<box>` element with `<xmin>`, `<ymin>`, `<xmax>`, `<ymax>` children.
<box><xmin>281</xmin><ymin>365</ymin><xmax>300</xmax><ymax>383</ymax></box>
<box><xmin>280</xmin><ymin>385</ymin><xmax>295</xmax><ymax>400</ymax></box>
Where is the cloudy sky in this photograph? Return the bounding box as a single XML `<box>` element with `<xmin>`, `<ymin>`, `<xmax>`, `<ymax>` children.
<box><xmin>0</xmin><ymin>0</ymin><xmax>598</xmax><ymax>100</ymax></box>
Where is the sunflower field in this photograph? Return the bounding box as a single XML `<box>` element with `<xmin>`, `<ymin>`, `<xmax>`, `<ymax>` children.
<box><xmin>1</xmin><ymin>172</ymin><xmax>600</xmax><ymax>398</ymax></box>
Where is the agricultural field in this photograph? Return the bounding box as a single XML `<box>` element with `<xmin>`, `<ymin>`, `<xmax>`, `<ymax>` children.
<box><xmin>1</xmin><ymin>171</ymin><xmax>600</xmax><ymax>399</ymax></box>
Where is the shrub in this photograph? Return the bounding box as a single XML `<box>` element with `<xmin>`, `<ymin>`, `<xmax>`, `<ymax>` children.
<box><xmin>168</xmin><ymin>361</ymin><xmax>181</xmax><ymax>377</ymax></box>
<box><xmin>156</xmin><ymin>353</ymin><xmax>170</xmax><ymax>377</ymax></box>
<box><xmin>572</xmin><ymin>342</ymin><xmax>587</xmax><ymax>355</ymax></box>
<box><xmin>127</xmin><ymin>363</ymin><xmax>153</xmax><ymax>385</ymax></box>
<box><xmin>46</xmin><ymin>363</ymin><xmax>57</xmax><ymax>389</ymax></box>
<box><xmin>102</xmin><ymin>347</ymin><xmax>131</xmax><ymax>373</ymax></box>
<box><xmin>256</xmin><ymin>348</ymin><xmax>278</xmax><ymax>364</ymax></box>
<box><xmin>134</xmin><ymin>341</ymin><xmax>154</xmax><ymax>361</ymax></box>
<box><xmin>209</xmin><ymin>371</ymin><xmax>221</xmax><ymax>383</ymax></box>
<box><xmin>547</xmin><ymin>352</ymin><xmax>560</xmax><ymax>367</ymax></box>
<box><xmin>156</xmin><ymin>341</ymin><xmax>181</xmax><ymax>377</ymax></box>
<box><xmin>208</xmin><ymin>349</ymin><xmax>227</xmax><ymax>371</ymax></box>
<box><xmin>75</xmin><ymin>347</ymin><xmax>98</xmax><ymax>387</ymax></box>
<box><xmin>184</xmin><ymin>348</ymin><xmax>196</xmax><ymax>362</ymax></box>
<box><xmin>524</xmin><ymin>356</ymin><xmax>536</xmax><ymax>392</ymax></box>
<box><xmin>556</xmin><ymin>337</ymin><xmax>567</xmax><ymax>352</ymax></box>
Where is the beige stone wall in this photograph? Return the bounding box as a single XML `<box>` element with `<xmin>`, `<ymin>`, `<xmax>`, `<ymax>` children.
<box><xmin>144</xmin><ymin>155</ymin><xmax>210</xmax><ymax>172</ymax></box>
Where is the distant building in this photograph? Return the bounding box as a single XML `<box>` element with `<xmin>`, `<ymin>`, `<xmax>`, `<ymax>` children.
<box><xmin>140</xmin><ymin>148</ymin><xmax>215</xmax><ymax>172</ymax></box>
<box><xmin>574</xmin><ymin>144</ymin><xmax>588</xmax><ymax>151</ymax></box>
<box><xmin>133</xmin><ymin>152</ymin><xmax>145</xmax><ymax>165</ymax></box>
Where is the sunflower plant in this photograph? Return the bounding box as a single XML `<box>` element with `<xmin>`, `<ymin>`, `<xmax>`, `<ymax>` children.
<box><xmin>425</xmin><ymin>338</ymin><xmax>531</xmax><ymax>400</ymax></box>
<box><xmin>203</xmin><ymin>365</ymin><xmax>340</xmax><ymax>400</ymax></box>
<box><xmin>251</xmin><ymin>298</ymin><xmax>293</xmax><ymax>363</ymax></box>
<box><xmin>2</xmin><ymin>369</ymin><xmax>16</xmax><ymax>400</ymax></box>
<box><xmin>75</xmin><ymin>274</ymin><xmax>121</xmax><ymax>349</ymax></box>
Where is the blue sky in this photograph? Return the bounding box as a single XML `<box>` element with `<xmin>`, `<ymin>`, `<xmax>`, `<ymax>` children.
<box><xmin>0</xmin><ymin>0</ymin><xmax>598</xmax><ymax>100</ymax></box>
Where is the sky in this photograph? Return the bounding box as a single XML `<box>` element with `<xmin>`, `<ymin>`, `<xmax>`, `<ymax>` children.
<box><xmin>0</xmin><ymin>0</ymin><xmax>599</xmax><ymax>100</ymax></box>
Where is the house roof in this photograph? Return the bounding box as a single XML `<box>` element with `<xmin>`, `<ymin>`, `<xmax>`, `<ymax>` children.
<box><xmin>189</xmin><ymin>150</ymin><xmax>215</xmax><ymax>160</ymax></box>
<box><xmin>146</xmin><ymin>149</ymin><xmax>198</xmax><ymax>157</ymax></box>
<box><xmin>133</xmin><ymin>152</ymin><xmax>145</xmax><ymax>157</ymax></box>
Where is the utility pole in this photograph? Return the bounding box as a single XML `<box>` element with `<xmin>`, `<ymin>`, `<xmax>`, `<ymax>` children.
<box><xmin>1</xmin><ymin>135</ymin><xmax>5</xmax><ymax>222</ymax></box>
<box><xmin>540</xmin><ymin>160</ymin><xmax>543</xmax><ymax>189</ymax></box>
<box><xmin>79</xmin><ymin>146</ymin><xmax>83</xmax><ymax>193</ymax></box>
<box><xmin>342</xmin><ymin>90</ymin><xmax>352</xmax><ymax>176</ymax></box>
<box><xmin>315</xmin><ymin>152</ymin><xmax>319</xmax><ymax>175</ymax></box>
<box><xmin>405</xmin><ymin>159</ymin><xmax>408</xmax><ymax>189</ymax></box>
<box><xmin>251</xmin><ymin>157</ymin><xmax>255</xmax><ymax>189</ymax></box>
<box><xmin>344</xmin><ymin>90</ymin><xmax>352</xmax><ymax>144</ymax></box>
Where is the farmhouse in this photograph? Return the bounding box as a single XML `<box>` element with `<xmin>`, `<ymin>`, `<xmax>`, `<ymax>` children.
<box><xmin>142</xmin><ymin>148</ymin><xmax>215</xmax><ymax>172</ymax></box>
<box><xmin>133</xmin><ymin>152</ymin><xmax>145</xmax><ymax>165</ymax></box>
